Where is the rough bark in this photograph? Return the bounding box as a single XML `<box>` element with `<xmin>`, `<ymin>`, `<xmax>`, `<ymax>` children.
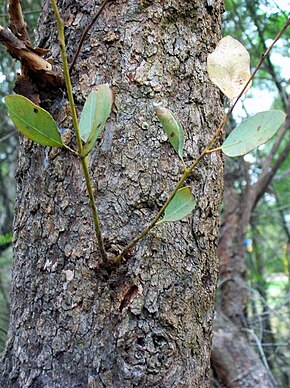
<box><xmin>1</xmin><ymin>1</ymin><xmax>224</xmax><ymax>387</ymax></box>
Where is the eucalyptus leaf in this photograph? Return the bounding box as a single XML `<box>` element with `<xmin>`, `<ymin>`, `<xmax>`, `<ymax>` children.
<box><xmin>207</xmin><ymin>36</ymin><xmax>252</xmax><ymax>100</ymax></box>
<box><xmin>154</xmin><ymin>104</ymin><xmax>184</xmax><ymax>160</ymax></box>
<box><xmin>80</xmin><ymin>84</ymin><xmax>113</xmax><ymax>157</ymax></box>
<box><xmin>5</xmin><ymin>94</ymin><xmax>63</xmax><ymax>147</ymax></box>
<box><xmin>222</xmin><ymin>110</ymin><xmax>286</xmax><ymax>157</ymax></box>
<box><xmin>156</xmin><ymin>187</ymin><xmax>196</xmax><ymax>225</ymax></box>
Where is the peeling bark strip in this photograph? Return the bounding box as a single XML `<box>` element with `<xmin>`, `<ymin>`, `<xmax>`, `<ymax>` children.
<box><xmin>0</xmin><ymin>0</ymin><xmax>62</xmax><ymax>103</ymax></box>
<box><xmin>8</xmin><ymin>0</ymin><xmax>32</xmax><ymax>46</ymax></box>
<box><xmin>0</xmin><ymin>27</ymin><xmax>52</xmax><ymax>72</ymax></box>
<box><xmin>1</xmin><ymin>1</ymin><xmax>224</xmax><ymax>387</ymax></box>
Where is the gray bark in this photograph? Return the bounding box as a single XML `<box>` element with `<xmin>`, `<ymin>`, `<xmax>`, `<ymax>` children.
<box><xmin>1</xmin><ymin>1</ymin><xmax>224</xmax><ymax>386</ymax></box>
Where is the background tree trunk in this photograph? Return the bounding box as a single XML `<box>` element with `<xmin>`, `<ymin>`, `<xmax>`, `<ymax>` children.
<box><xmin>212</xmin><ymin>100</ymin><xmax>290</xmax><ymax>387</ymax></box>
<box><xmin>1</xmin><ymin>1</ymin><xmax>224</xmax><ymax>386</ymax></box>
<box><xmin>212</xmin><ymin>312</ymin><xmax>276</xmax><ymax>388</ymax></box>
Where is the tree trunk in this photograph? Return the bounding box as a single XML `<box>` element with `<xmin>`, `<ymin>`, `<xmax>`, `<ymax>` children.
<box><xmin>1</xmin><ymin>1</ymin><xmax>224</xmax><ymax>386</ymax></box>
<box><xmin>212</xmin><ymin>313</ymin><xmax>276</xmax><ymax>388</ymax></box>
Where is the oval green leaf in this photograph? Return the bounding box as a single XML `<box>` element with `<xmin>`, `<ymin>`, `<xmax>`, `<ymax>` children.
<box><xmin>80</xmin><ymin>84</ymin><xmax>113</xmax><ymax>157</ymax></box>
<box><xmin>5</xmin><ymin>94</ymin><xmax>63</xmax><ymax>147</ymax></box>
<box><xmin>154</xmin><ymin>104</ymin><xmax>184</xmax><ymax>160</ymax></box>
<box><xmin>156</xmin><ymin>186</ymin><xmax>196</xmax><ymax>225</ymax></box>
<box><xmin>221</xmin><ymin>110</ymin><xmax>286</xmax><ymax>157</ymax></box>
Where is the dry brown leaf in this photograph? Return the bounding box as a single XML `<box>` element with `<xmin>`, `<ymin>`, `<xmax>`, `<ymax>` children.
<box><xmin>207</xmin><ymin>36</ymin><xmax>252</xmax><ymax>100</ymax></box>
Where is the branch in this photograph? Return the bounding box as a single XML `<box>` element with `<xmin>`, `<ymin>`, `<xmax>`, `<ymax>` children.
<box><xmin>51</xmin><ymin>0</ymin><xmax>108</xmax><ymax>265</ymax></box>
<box><xmin>69</xmin><ymin>0</ymin><xmax>111</xmax><ymax>73</ymax></box>
<box><xmin>0</xmin><ymin>1</ymin><xmax>61</xmax><ymax>94</ymax></box>
<box><xmin>114</xmin><ymin>17</ymin><xmax>290</xmax><ymax>264</ymax></box>
<box><xmin>0</xmin><ymin>130</ymin><xmax>16</xmax><ymax>144</ymax></box>
<box><xmin>245</xmin><ymin>0</ymin><xmax>288</xmax><ymax>109</ymax></box>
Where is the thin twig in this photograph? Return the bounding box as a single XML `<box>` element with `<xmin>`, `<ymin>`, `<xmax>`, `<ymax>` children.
<box><xmin>51</xmin><ymin>0</ymin><xmax>108</xmax><ymax>264</ymax></box>
<box><xmin>242</xmin><ymin>328</ymin><xmax>277</xmax><ymax>386</ymax></box>
<box><xmin>0</xmin><ymin>10</ymin><xmax>41</xmax><ymax>18</ymax></box>
<box><xmin>205</xmin><ymin>147</ymin><xmax>222</xmax><ymax>154</ymax></box>
<box><xmin>69</xmin><ymin>0</ymin><xmax>110</xmax><ymax>74</ymax></box>
<box><xmin>115</xmin><ymin>17</ymin><xmax>290</xmax><ymax>264</ymax></box>
<box><xmin>0</xmin><ymin>130</ymin><xmax>16</xmax><ymax>143</ymax></box>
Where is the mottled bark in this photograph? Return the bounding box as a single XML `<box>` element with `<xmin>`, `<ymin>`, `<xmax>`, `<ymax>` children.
<box><xmin>1</xmin><ymin>1</ymin><xmax>224</xmax><ymax>387</ymax></box>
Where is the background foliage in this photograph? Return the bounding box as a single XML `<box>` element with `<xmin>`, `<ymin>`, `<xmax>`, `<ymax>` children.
<box><xmin>217</xmin><ymin>0</ymin><xmax>290</xmax><ymax>385</ymax></box>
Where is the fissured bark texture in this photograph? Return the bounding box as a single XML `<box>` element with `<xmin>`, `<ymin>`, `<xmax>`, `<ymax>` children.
<box><xmin>1</xmin><ymin>1</ymin><xmax>224</xmax><ymax>386</ymax></box>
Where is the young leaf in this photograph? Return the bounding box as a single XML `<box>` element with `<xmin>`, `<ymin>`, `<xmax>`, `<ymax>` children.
<box><xmin>156</xmin><ymin>187</ymin><xmax>196</xmax><ymax>225</ymax></box>
<box><xmin>207</xmin><ymin>36</ymin><xmax>252</xmax><ymax>100</ymax></box>
<box><xmin>80</xmin><ymin>84</ymin><xmax>113</xmax><ymax>157</ymax></box>
<box><xmin>221</xmin><ymin>110</ymin><xmax>286</xmax><ymax>157</ymax></box>
<box><xmin>154</xmin><ymin>104</ymin><xmax>184</xmax><ymax>160</ymax></box>
<box><xmin>5</xmin><ymin>94</ymin><xmax>63</xmax><ymax>147</ymax></box>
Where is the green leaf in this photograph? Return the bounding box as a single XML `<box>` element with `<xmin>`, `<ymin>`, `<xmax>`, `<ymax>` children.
<box><xmin>5</xmin><ymin>94</ymin><xmax>63</xmax><ymax>147</ymax></box>
<box><xmin>154</xmin><ymin>104</ymin><xmax>184</xmax><ymax>160</ymax></box>
<box><xmin>156</xmin><ymin>187</ymin><xmax>196</xmax><ymax>225</ymax></box>
<box><xmin>80</xmin><ymin>84</ymin><xmax>113</xmax><ymax>157</ymax></box>
<box><xmin>221</xmin><ymin>110</ymin><xmax>286</xmax><ymax>157</ymax></box>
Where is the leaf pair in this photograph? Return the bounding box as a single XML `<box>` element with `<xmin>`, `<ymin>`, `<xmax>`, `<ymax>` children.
<box><xmin>5</xmin><ymin>84</ymin><xmax>113</xmax><ymax>156</ymax></box>
<box><xmin>207</xmin><ymin>36</ymin><xmax>286</xmax><ymax>156</ymax></box>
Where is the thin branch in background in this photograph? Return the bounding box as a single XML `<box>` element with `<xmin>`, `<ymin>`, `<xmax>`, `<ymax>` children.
<box><xmin>69</xmin><ymin>0</ymin><xmax>110</xmax><ymax>73</ymax></box>
<box><xmin>246</xmin><ymin>285</ymin><xmax>290</xmax><ymax>329</ymax></box>
<box><xmin>271</xmin><ymin>0</ymin><xmax>289</xmax><ymax>20</ymax></box>
<box><xmin>245</xmin><ymin>0</ymin><xmax>288</xmax><ymax>109</ymax></box>
<box><xmin>272</xmin><ymin>188</ymin><xmax>290</xmax><ymax>241</ymax></box>
<box><xmin>243</xmin><ymin>328</ymin><xmax>277</xmax><ymax>386</ymax></box>
<box><xmin>0</xmin><ymin>130</ymin><xmax>16</xmax><ymax>143</ymax></box>
<box><xmin>0</xmin><ymin>10</ymin><xmax>41</xmax><ymax>18</ymax></box>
